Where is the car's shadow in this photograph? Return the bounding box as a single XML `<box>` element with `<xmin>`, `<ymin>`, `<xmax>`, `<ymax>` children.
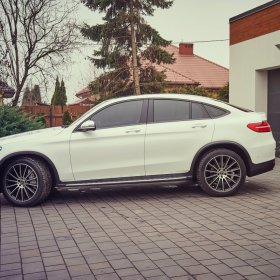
<box><xmin>49</xmin><ymin>183</ymin><xmax>202</xmax><ymax>203</ymax></box>
<box><xmin>47</xmin><ymin>179</ymin><xmax>274</xmax><ymax>204</ymax></box>
<box><xmin>0</xmin><ymin>180</ymin><xmax>274</xmax><ymax>207</ymax></box>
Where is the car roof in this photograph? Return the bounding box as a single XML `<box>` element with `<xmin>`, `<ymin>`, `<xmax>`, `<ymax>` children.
<box><xmin>111</xmin><ymin>93</ymin><xmax>206</xmax><ymax>100</ymax></box>
<box><xmin>104</xmin><ymin>93</ymin><xmax>232</xmax><ymax>110</ymax></box>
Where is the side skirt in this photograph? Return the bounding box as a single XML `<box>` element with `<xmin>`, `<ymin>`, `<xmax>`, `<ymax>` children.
<box><xmin>56</xmin><ymin>173</ymin><xmax>192</xmax><ymax>190</ymax></box>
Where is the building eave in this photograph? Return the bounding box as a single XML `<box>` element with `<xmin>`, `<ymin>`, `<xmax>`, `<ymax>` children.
<box><xmin>229</xmin><ymin>0</ymin><xmax>280</xmax><ymax>23</ymax></box>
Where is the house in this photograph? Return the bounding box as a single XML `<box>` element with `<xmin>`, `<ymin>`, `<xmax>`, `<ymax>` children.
<box><xmin>68</xmin><ymin>97</ymin><xmax>93</xmax><ymax>106</ymax></box>
<box><xmin>75</xmin><ymin>43</ymin><xmax>229</xmax><ymax>103</ymax></box>
<box><xmin>75</xmin><ymin>87</ymin><xmax>101</xmax><ymax>104</ymax></box>
<box><xmin>229</xmin><ymin>0</ymin><xmax>280</xmax><ymax>142</ymax></box>
<box><xmin>154</xmin><ymin>43</ymin><xmax>228</xmax><ymax>91</ymax></box>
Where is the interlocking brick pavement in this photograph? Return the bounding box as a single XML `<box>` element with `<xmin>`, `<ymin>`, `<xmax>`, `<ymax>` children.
<box><xmin>1</xmin><ymin>159</ymin><xmax>280</xmax><ymax>280</ymax></box>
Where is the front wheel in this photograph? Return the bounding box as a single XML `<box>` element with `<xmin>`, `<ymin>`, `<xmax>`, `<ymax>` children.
<box><xmin>2</xmin><ymin>157</ymin><xmax>52</xmax><ymax>207</ymax></box>
<box><xmin>196</xmin><ymin>149</ymin><xmax>246</xmax><ymax>196</ymax></box>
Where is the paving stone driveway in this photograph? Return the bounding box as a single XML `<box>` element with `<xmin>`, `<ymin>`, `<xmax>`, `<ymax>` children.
<box><xmin>1</xmin><ymin>159</ymin><xmax>280</xmax><ymax>280</ymax></box>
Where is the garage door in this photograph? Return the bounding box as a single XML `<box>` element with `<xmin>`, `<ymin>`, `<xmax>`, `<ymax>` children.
<box><xmin>268</xmin><ymin>68</ymin><xmax>280</xmax><ymax>143</ymax></box>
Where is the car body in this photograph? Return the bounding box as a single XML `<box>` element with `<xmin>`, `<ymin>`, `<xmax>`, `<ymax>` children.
<box><xmin>0</xmin><ymin>94</ymin><xmax>276</xmax><ymax>206</ymax></box>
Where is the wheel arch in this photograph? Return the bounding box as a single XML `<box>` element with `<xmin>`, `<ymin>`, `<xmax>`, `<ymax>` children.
<box><xmin>190</xmin><ymin>141</ymin><xmax>252</xmax><ymax>180</ymax></box>
<box><xmin>0</xmin><ymin>152</ymin><xmax>60</xmax><ymax>191</ymax></box>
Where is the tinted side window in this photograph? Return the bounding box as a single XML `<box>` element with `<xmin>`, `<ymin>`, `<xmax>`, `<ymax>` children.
<box><xmin>192</xmin><ymin>102</ymin><xmax>209</xmax><ymax>119</ymax></box>
<box><xmin>204</xmin><ymin>104</ymin><xmax>227</xmax><ymax>118</ymax></box>
<box><xmin>91</xmin><ymin>100</ymin><xmax>143</xmax><ymax>129</ymax></box>
<box><xmin>154</xmin><ymin>100</ymin><xmax>190</xmax><ymax>123</ymax></box>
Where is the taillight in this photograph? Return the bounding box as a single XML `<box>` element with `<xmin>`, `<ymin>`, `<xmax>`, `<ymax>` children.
<box><xmin>247</xmin><ymin>121</ymin><xmax>271</xmax><ymax>133</ymax></box>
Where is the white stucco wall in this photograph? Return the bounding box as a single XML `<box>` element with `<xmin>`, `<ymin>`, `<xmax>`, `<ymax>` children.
<box><xmin>229</xmin><ymin>30</ymin><xmax>280</xmax><ymax>113</ymax></box>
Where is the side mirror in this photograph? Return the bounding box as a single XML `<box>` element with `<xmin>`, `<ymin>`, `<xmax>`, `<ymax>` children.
<box><xmin>79</xmin><ymin>120</ymin><xmax>96</xmax><ymax>132</ymax></box>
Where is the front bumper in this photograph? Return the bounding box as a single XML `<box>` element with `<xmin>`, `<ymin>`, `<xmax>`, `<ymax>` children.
<box><xmin>248</xmin><ymin>159</ymin><xmax>275</xmax><ymax>177</ymax></box>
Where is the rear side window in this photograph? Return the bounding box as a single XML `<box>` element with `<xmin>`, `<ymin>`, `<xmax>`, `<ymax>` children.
<box><xmin>192</xmin><ymin>102</ymin><xmax>210</xmax><ymax>119</ymax></box>
<box><xmin>204</xmin><ymin>104</ymin><xmax>227</xmax><ymax>118</ymax></box>
<box><xmin>154</xmin><ymin>99</ymin><xmax>190</xmax><ymax>122</ymax></box>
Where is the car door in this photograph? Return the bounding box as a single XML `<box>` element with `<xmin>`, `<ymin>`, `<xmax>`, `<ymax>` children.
<box><xmin>70</xmin><ymin>99</ymin><xmax>147</xmax><ymax>181</ymax></box>
<box><xmin>145</xmin><ymin>99</ymin><xmax>215</xmax><ymax>176</ymax></box>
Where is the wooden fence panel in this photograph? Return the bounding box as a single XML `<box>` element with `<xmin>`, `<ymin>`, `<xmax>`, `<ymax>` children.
<box><xmin>21</xmin><ymin>105</ymin><xmax>92</xmax><ymax>127</ymax></box>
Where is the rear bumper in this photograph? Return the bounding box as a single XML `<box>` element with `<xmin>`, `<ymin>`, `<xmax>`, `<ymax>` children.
<box><xmin>248</xmin><ymin>159</ymin><xmax>275</xmax><ymax>177</ymax></box>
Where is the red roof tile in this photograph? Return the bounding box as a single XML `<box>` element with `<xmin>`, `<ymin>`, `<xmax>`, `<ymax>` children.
<box><xmin>157</xmin><ymin>45</ymin><xmax>229</xmax><ymax>89</ymax></box>
<box><xmin>155</xmin><ymin>63</ymin><xmax>199</xmax><ymax>85</ymax></box>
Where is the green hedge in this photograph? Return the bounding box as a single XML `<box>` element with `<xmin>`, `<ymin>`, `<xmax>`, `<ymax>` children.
<box><xmin>0</xmin><ymin>106</ymin><xmax>45</xmax><ymax>138</ymax></box>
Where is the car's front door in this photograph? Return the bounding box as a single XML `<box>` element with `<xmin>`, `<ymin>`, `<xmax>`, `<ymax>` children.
<box><xmin>145</xmin><ymin>99</ymin><xmax>215</xmax><ymax>176</ymax></box>
<box><xmin>70</xmin><ymin>100</ymin><xmax>147</xmax><ymax>181</ymax></box>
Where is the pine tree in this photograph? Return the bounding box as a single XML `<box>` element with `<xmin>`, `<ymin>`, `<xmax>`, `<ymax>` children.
<box><xmin>32</xmin><ymin>85</ymin><xmax>42</xmax><ymax>104</ymax></box>
<box><xmin>60</xmin><ymin>79</ymin><xmax>67</xmax><ymax>107</ymax></box>
<box><xmin>51</xmin><ymin>77</ymin><xmax>67</xmax><ymax>109</ymax></box>
<box><xmin>81</xmin><ymin>0</ymin><xmax>175</xmax><ymax>98</ymax></box>
<box><xmin>51</xmin><ymin>76</ymin><xmax>61</xmax><ymax>105</ymax></box>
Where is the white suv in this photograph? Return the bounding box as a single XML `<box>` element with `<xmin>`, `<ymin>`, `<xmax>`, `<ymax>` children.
<box><xmin>0</xmin><ymin>94</ymin><xmax>276</xmax><ymax>206</ymax></box>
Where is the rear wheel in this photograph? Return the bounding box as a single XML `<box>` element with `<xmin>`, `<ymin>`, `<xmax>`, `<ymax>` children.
<box><xmin>196</xmin><ymin>149</ymin><xmax>246</xmax><ymax>196</ymax></box>
<box><xmin>2</xmin><ymin>157</ymin><xmax>52</xmax><ymax>207</ymax></box>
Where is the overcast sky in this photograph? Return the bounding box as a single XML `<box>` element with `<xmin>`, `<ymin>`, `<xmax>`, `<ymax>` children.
<box><xmin>53</xmin><ymin>0</ymin><xmax>270</xmax><ymax>104</ymax></box>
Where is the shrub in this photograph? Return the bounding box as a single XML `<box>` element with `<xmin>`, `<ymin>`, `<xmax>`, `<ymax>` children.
<box><xmin>164</xmin><ymin>86</ymin><xmax>210</xmax><ymax>97</ymax></box>
<box><xmin>36</xmin><ymin>114</ymin><xmax>46</xmax><ymax>126</ymax></box>
<box><xmin>216</xmin><ymin>83</ymin><xmax>229</xmax><ymax>102</ymax></box>
<box><xmin>62</xmin><ymin>110</ymin><xmax>72</xmax><ymax>126</ymax></box>
<box><xmin>0</xmin><ymin>106</ymin><xmax>45</xmax><ymax>138</ymax></box>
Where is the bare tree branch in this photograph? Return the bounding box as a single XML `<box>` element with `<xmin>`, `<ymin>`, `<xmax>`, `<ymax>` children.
<box><xmin>0</xmin><ymin>0</ymin><xmax>79</xmax><ymax>106</ymax></box>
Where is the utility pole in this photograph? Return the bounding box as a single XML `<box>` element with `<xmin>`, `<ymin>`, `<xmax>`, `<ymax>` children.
<box><xmin>129</xmin><ymin>0</ymin><xmax>141</xmax><ymax>95</ymax></box>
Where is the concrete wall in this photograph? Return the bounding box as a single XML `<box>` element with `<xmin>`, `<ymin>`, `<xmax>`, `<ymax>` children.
<box><xmin>229</xmin><ymin>29</ymin><xmax>280</xmax><ymax>113</ymax></box>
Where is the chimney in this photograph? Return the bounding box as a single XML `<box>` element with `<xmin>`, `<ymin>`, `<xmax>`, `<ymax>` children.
<box><xmin>179</xmin><ymin>43</ymin><xmax>193</xmax><ymax>55</ymax></box>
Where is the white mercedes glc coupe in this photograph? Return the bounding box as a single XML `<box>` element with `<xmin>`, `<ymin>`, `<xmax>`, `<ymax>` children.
<box><xmin>0</xmin><ymin>94</ymin><xmax>276</xmax><ymax>206</ymax></box>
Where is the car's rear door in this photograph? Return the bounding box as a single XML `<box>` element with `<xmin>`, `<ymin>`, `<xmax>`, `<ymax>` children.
<box><xmin>70</xmin><ymin>99</ymin><xmax>147</xmax><ymax>181</ymax></box>
<box><xmin>145</xmin><ymin>99</ymin><xmax>215</xmax><ymax>176</ymax></box>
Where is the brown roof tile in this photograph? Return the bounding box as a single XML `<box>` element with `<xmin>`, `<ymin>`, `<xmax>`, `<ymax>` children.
<box><xmin>155</xmin><ymin>45</ymin><xmax>229</xmax><ymax>89</ymax></box>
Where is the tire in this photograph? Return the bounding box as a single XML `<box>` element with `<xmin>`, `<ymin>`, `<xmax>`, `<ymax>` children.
<box><xmin>196</xmin><ymin>149</ymin><xmax>246</xmax><ymax>197</ymax></box>
<box><xmin>2</xmin><ymin>157</ymin><xmax>52</xmax><ymax>207</ymax></box>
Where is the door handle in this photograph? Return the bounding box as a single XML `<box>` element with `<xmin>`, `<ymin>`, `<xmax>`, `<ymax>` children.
<box><xmin>192</xmin><ymin>124</ymin><xmax>207</xmax><ymax>129</ymax></box>
<box><xmin>126</xmin><ymin>129</ymin><xmax>141</xmax><ymax>133</ymax></box>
